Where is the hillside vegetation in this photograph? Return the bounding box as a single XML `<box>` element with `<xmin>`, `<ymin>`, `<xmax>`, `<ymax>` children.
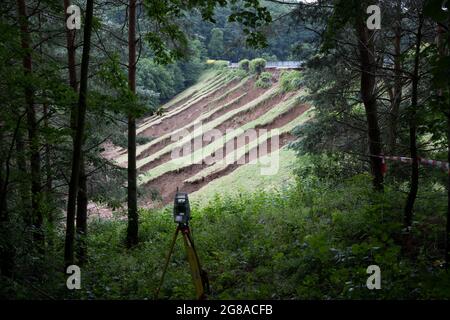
<box><xmin>110</xmin><ymin>64</ymin><xmax>310</xmax><ymax>205</ymax></box>
<box><xmin>8</xmin><ymin>163</ymin><xmax>448</xmax><ymax>299</ymax></box>
<box><xmin>4</xmin><ymin>64</ymin><xmax>449</xmax><ymax>300</ymax></box>
<box><xmin>2</xmin><ymin>0</ymin><xmax>450</xmax><ymax>302</ymax></box>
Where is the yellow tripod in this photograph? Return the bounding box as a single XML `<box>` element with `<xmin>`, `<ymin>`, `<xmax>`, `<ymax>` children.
<box><xmin>155</xmin><ymin>225</ymin><xmax>209</xmax><ymax>300</ymax></box>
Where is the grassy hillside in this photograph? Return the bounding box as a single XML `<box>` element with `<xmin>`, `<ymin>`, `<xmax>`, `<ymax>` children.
<box><xmin>112</xmin><ymin>66</ymin><xmax>312</xmax><ymax>204</ymax></box>
<box><xmin>189</xmin><ymin>147</ymin><xmax>298</xmax><ymax>206</ymax></box>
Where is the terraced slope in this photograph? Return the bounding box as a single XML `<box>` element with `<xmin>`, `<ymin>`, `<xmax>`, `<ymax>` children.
<box><xmin>110</xmin><ymin>68</ymin><xmax>311</xmax><ymax>206</ymax></box>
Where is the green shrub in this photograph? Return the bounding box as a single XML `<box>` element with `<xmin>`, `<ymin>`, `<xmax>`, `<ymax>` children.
<box><xmin>261</xmin><ymin>53</ymin><xmax>278</xmax><ymax>61</ymax></box>
<box><xmin>227</xmin><ymin>68</ymin><xmax>248</xmax><ymax>80</ymax></box>
<box><xmin>255</xmin><ymin>71</ymin><xmax>272</xmax><ymax>88</ymax></box>
<box><xmin>249</xmin><ymin>58</ymin><xmax>266</xmax><ymax>75</ymax></box>
<box><xmin>280</xmin><ymin>70</ymin><xmax>303</xmax><ymax>92</ymax></box>
<box><xmin>238</xmin><ymin>59</ymin><xmax>250</xmax><ymax>72</ymax></box>
<box><xmin>207</xmin><ymin>59</ymin><xmax>229</xmax><ymax>70</ymax></box>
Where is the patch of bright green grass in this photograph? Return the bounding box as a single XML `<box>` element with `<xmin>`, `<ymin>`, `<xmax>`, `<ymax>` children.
<box><xmin>189</xmin><ymin>146</ymin><xmax>298</xmax><ymax>207</ymax></box>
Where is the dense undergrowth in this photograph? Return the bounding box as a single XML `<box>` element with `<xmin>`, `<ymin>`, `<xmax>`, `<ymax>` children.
<box><xmin>4</xmin><ymin>154</ymin><xmax>449</xmax><ymax>300</ymax></box>
<box><xmin>2</xmin><ymin>153</ymin><xmax>450</xmax><ymax>299</ymax></box>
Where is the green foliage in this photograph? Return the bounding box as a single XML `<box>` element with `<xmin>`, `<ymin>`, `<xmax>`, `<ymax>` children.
<box><xmin>138</xmin><ymin>58</ymin><xmax>177</xmax><ymax>102</ymax></box>
<box><xmin>238</xmin><ymin>59</ymin><xmax>250</xmax><ymax>72</ymax></box>
<box><xmin>321</xmin><ymin>0</ymin><xmax>364</xmax><ymax>52</ymax></box>
<box><xmin>179</xmin><ymin>39</ymin><xmax>207</xmax><ymax>86</ymax></box>
<box><xmin>142</xmin><ymin>0</ymin><xmax>191</xmax><ymax>64</ymax></box>
<box><xmin>260</xmin><ymin>53</ymin><xmax>278</xmax><ymax>61</ymax></box>
<box><xmin>291</xmin><ymin>43</ymin><xmax>314</xmax><ymax>60</ymax></box>
<box><xmin>255</xmin><ymin>71</ymin><xmax>272</xmax><ymax>88</ymax></box>
<box><xmin>208</xmin><ymin>28</ymin><xmax>224</xmax><ymax>59</ymax></box>
<box><xmin>208</xmin><ymin>60</ymin><xmax>229</xmax><ymax>70</ymax></box>
<box><xmin>292</xmin><ymin>153</ymin><xmax>366</xmax><ymax>185</ymax></box>
<box><xmin>424</xmin><ymin>0</ymin><xmax>450</xmax><ymax>141</ymax></box>
<box><xmin>249</xmin><ymin>58</ymin><xmax>266</xmax><ymax>75</ymax></box>
<box><xmin>225</xmin><ymin>68</ymin><xmax>248</xmax><ymax>80</ymax></box>
<box><xmin>137</xmin><ymin>38</ymin><xmax>205</xmax><ymax>106</ymax></box>
<box><xmin>24</xmin><ymin>171</ymin><xmax>447</xmax><ymax>300</ymax></box>
<box><xmin>280</xmin><ymin>70</ymin><xmax>303</xmax><ymax>92</ymax></box>
<box><xmin>143</xmin><ymin>0</ymin><xmax>274</xmax><ymax>62</ymax></box>
<box><xmin>96</xmin><ymin>55</ymin><xmax>147</xmax><ymax>118</ymax></box>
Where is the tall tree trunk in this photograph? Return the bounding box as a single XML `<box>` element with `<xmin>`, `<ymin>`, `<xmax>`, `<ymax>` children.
<box><xmin>16</xmin><ymin>0</ymin><xmax>43</xmax><ymax>239</ymax></box>
<box><xmin>355</xmin><ymin>19</ymin><xmax>384</xmax><ymax>191</ymax></box>
<box><xmin>126</xmin><ymin>0</ymin><xmax>138</xmax><ymax>248</ymax></box>
<box><xmin>0</xmin><ymin>155</ymin><xmax>13</xmax><ymax>277</ymax></box>
<box><xmin>64</xmin><ymin>0</ymin><xmax>94</xmax><ymax>267</ymax></box>
<box><xmin>43</xmin><ymin>102</ymin><xmax>56</xmax><ymax>248</ymax></box>
<box><xmin>64</xmin><ymin>0</ymin><xmax>88</xmax><ymax>264</ymax></box>
<box><xmin>64</xmin><ymin>0</ymin><xmax>78</xmax><ymax>93</ymax></box>
<box><xmin>442</xmin><ymin>23</ymin><xmax>450</xmax><ymax>269</ymax></box>
<box><xmin>447</xmin><ymin>107</ymin><xmax>450</xmax><ymax>268</ymax></box>
<box><xmin>0</xmin><ymin>151</ymin><xmax>6</xmax><ymax>224</ymax></box>
<box><xmin>43</xmin><ymin>103</ymin><xmax>53</xmax><ymax>216</ymax></box>
<box><xmin>15</xmin><ymin>129</ymin><xmax>30</xmax><ymax>225</ymax></box>
<box><xmin>76</xmin><ymin>157</ymin><xmax>87</xmax><ymax>264</ymax></box>
<box><xmin>404</xmin><ymin>15</ymin><xmax>423</xmax><ymax>229</ymax></box>
<box><xmin>387</xmin><ymin>0</ymin><xmax>403</xmax><ymax>154</ymax></box>
<box><xmin>436</xmin><ymin>18</ymin><xmax>450</xmax><ymax>269</ymax></box>
<box><xmin>0</xmin><ymin>117</ymin><xmax>23</xmax><ymax>277</ymax></box>
<box><xmin>0</xmin><ymin>129</ymin><xmax>8</xmax><ymax>223</ymax></box>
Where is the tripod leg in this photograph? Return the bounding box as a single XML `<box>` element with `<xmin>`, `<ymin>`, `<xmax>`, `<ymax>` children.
<box><xmin>154</xmin><ymin>227</ymin><xmax>179</xmax><ymax>299</ymax></box>
<box><xmin>182</xmin><ymin>227</ymin><xmax>207</xmax><ymax>300</ymax></box>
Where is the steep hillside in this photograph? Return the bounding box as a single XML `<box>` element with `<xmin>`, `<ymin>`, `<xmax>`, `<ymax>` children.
<box><xmin>111</xmin><ymin>67</ymin><xmax>311</xmax><ymax>206</ymax></box>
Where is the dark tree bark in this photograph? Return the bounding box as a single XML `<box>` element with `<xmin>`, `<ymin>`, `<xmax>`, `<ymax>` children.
<box><xmin>0</xmin><ymin>156</ymin><xmax>6</xmax><ymax>224</ymax></box>
<box><xmin>440</xmin><ymin>22</ymin><xmax>450</xmax><ymax>269</ymax></box>
<box><xmin>64</xmin><ymin>0</ymin><xmax>94</xmax><ymax>267</ymax></box>
<box><xmin>0</xmin><ymin>115</ymin><xmax>24</xmax><ymax>277</ymax></box>
<box><xmin>404</xmin><ymin>14</ymin><xmax>423</xmax><ymax>229</ymax></box>
<box><xmin>43</xmin><ymin>103</ymin><xmax>53</xmax><ymax>221</ymax></box>
<box><xmin>64</xmin><ymin>0</ymin><xmax>88</xmax><ymax>264</ymax></box>
<box><xmin>0</xmin><ymin>129</ymin><xmax>8</xmax><ymax>223</ymax></box>
<box><xmin>447</xmin><ymin>107</ymin><xmax>450</xmax><ymax>268</ymax></box>
<box><xmin>0</xmin><ymin>161</ymin><xmax>6</xmax><ymax>221</ymax></box>
<box><xmin>16</xmin><ymin>0</ymin><xmax>43</xmax><ymax>238</ymax></box>
<box><xmin>0</xmin><ymin>155</ymin><xmax>13</xmax><ymax>277</ymax></box>
<box><xmin>15</xmin><ymin>129</ymin><xmax>30</xmax><ymax>224</ymax></box>
<box><xmin>355</xmin><ymin>19</ymin><xmax>384</xmax><ymax>191</ymax></box>
<box><xmin>387</xmin><ymin>0</ymin><xmax>403</xmax><ymax>154</ymax></box>
<box><xmin>64</xmin><ymin>0</ymin><xmax>78</xmax><ymax>93</ymax></box>
<box><xmin>76</xmin><ymin>157</ymin><xmax>88</xmax><ymax>264</ymax></box>
<box><xmin>126</xmin><ymin>0</ymin><xmax>138</xmax><ymax>248</ymax></box>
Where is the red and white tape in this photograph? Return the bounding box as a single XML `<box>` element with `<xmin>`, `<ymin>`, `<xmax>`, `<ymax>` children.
<box><xmin>372</xmin><ymin>155</ymin><xmax>450</xmax><ymax>174</ymax></box>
